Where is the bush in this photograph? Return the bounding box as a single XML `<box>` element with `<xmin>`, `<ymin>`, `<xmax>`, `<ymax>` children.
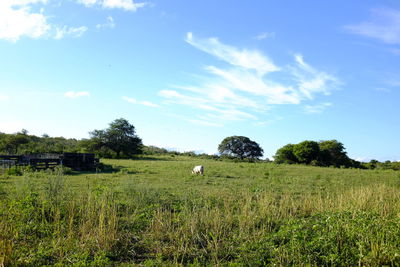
<box><xmin>5</xmin><ymin>166</ymin><xmax>23</xmax><ymax>176</ymax></box>
<box><xmin>96</xmin><ymin>162</ymin><xmax>119</xmax><ymax>173</ymax></box>
<box><xmin>53</xmin><ymin>165</ymin><xmax>73</xmax><ymax>175</ymax></box>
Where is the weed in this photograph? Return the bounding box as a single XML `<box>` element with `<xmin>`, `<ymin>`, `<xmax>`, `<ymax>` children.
<box><xmin>1</xmin><ymin>155</ymin><xmax>400</xmax><ymax>265</ymax></box>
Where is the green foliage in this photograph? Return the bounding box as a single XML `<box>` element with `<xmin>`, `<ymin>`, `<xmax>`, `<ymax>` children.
<box><xmin>88</xmin><ymin>118</ymin><xmax>143</xmax><ymax>158</ymax></box>
<box><xmin>5</xmin><ymin>166</ymin><xmax>23</xmax><ymax>176</ymax></box>
<box><xmin>293</xmin><ymin>140</ymin><xmax>320</xmax><ymax>164</ymax></box>
<box><xmin>0</xmin><ymin>119</ymin><xmax>142</xmax><ymax>158</ymax></box>
<box><xmin>0</xmin><ymin>131</ymin><xmax>30</xmax><ymax>154</ymax></box>
<box><xmin>1</xmin><ymin>155</ymin><xmax>400</xmax><ymax>265</ymax></box>
<box><xmin>319</xmin><ymin>140</ymin><xmax>352</xmax><ymax>167</ymax></box>
<box><xmin>142</xmin><ymin>145</ymin><xmax>169</xmax><ymax>155</ymax></box>
<box><xmin>237</xmin><ymin>212</ymin><xmax>400</xmax><ymax>266</ymax></box>
<box><xmin>274</xmin><ymin>140</ymin><xmax>365</xmax><ymax>169</ymax></box>
<box><xmin>0</xmin><ymin>131</ymin><xmax>81</xmax><ymax>155</ymax></box>
<box><xmin>274</xmin><ymin>144</ymin><xmax>297</xmax><ymax>164</ymax></box>
<box><xmin>53</xmin><ymin>165</ymin><xmax>73</xmax><ymax>175</ymax></box>
<box><xmin>218</xmin><ymin>136</ymin><xmax>263</xmax><ymax>160</ymax></box>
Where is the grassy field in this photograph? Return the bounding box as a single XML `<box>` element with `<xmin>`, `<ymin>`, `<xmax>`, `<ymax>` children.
<box><xmin>1</xmin><ymin>155</ymin><xmax>400</xmax><ymax>266</ymax></box>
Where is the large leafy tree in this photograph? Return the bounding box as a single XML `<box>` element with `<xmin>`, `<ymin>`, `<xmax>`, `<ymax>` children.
<box><xmin>274</xmin><ymin>144</ymin><xmax>298</xmax><ymax>164</ymax></box>
<box><xmin>318</xmin><ymin>140</ymin><xmax>351</xmax><ymax>167</ymax></box>
<box><xmin>0</xmin><ymin>130</ymin><xmax>30</xmax><ymax>154</ymax></box>
<box><xmin>89</xmin><ymin>118</ymin><xmax>142</xmax><ymax>158</ymax></box>
<box><xmin>293</xmin><ymin>140</ymin><xmax>320</xmax><ymax>164</ymax></box>
<box><xmin>218</xmin><ymin>136</ymin><xmax>263</xmax><ymax>160</ymax></box>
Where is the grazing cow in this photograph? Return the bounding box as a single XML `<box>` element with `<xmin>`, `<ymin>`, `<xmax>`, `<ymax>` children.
<box><xmin>192</xmin><ymin>165</ymin><xmax>204</xmax><ymax>175</ymax></box>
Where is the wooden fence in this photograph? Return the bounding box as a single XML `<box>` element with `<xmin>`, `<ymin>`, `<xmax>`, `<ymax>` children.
<box><xmin>0</xmin><ymin>153</ymin><xmax>99</xmax><ymax>171</ymax></box>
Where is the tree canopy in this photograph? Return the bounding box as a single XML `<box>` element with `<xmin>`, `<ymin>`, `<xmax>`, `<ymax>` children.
<box><xmin>0</xmin><ymin>131</ymin><xmax>30</xmax><ymax>154</ymax></box>
<box><xmin>293</xmin><ymin>141</ymin><xmax>320</xmax><ymax>164</ymax></box>
<box><xmin>0</xmin><ymin>131</ymin><xmax>81</xmax><ymax>154</ymax></box>
<box><xmin>88</xmin><ymin>118</ymin><xmax>143</xmax><ymax>158</ymax></box>
<box><xmin>318</xmin><ymin>140</ymin><xmax>351</xmax><ymax>167</ymax></box>
<box><xmin>274</xmin><ymin>144</ymin><xmax>297</xmax><ymax>164</ymax></box>
<box><xmin>1</xmin><ymin>123</ymin><xmax>399</xmax><ymax>170</ymax></box>
<box><xmin>274</xmin><ymin>139</ymin><xmax>353</xmax><ymax>167</ymax></box>
<box><xmin>218</xmin><ymin>136</ymin><xmax>263</xmax><ymax>160</ymax></box>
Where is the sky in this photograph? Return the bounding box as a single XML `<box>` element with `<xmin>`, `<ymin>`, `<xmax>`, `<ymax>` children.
<box><xmin>0</xmin><ymin>0</ymin><xmax>400</xmax><ymax>161</ymax></box>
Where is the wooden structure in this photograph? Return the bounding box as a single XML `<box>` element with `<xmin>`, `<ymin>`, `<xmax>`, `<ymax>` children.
<box><xmin>0</xmin><ymin>155</ymin><xmax>20</xmax><ymax>170</ymax></box>
<box><xmin>0</xmin><ymin>153</ymin><xmax>99</xmax><ymax>171</ymax></box>
<box><xmin>61</xmin><ymin>153</ymin><xmax>99</xmax><ymax>171</ymax></box>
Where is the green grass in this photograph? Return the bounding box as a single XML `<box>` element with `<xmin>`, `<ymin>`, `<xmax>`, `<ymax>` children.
<box><xmin>1</xmin><ymin>155</ymin><xmax>400</xmax><ymax>266</ymax></box>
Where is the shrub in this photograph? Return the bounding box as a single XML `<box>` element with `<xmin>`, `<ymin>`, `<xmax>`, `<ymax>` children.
<box><xmin>5</xmin><ymin>166</ymin><xmax>23</xmax><ymax>176</ymax></box>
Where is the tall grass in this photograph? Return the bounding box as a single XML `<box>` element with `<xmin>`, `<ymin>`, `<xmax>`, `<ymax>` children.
<box><xmin>1</xmin><ymin>155</ymin><xmax>400</xmax><ymax>265</ymax></box>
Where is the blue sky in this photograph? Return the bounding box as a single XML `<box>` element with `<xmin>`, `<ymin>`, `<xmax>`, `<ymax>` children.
<box><xmin>0</xmin><ymin>0</ymin><xmax>399</xmax><ymax>161</ymax></box>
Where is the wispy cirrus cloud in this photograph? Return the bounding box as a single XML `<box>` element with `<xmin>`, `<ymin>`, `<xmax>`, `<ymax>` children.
<box><xmin>64</xmin><ymin>91</ymin><xmax>90</xmax><ymax>98</ymax></box>
<box><xmin>123</xmin><ymin>96</ymin><xmax>160</xmax><ymax>107</ymax></box>
<box><xmin>254</xmin><ymin>32</ymin><xmax>275</xmax><ymax>40</ymax></box>
<box><xmin>77</xmin><ymin>0</ymin><xmax>147</xmax><ymax>11</ymax></box>
<box><xmin>96</xmin><ymin>16</ymin><xmax>115</xmax><ymax>29</ymax></box>
<box><xmin>303</xmin><ymin>102</ymin><xmax>332</xmax><ymax>114</ymax></box>
<box><xmin>55</xmin><ymin>26</ymin><xmax>88</xmax><ymax>40</ymax></box>
<box><xmin>140</xmin><ymin>101</ymin><xmax>160</xmax><ymax>108</ymax></box>
<box><xmin>291</xmin><ymin>54</ymin><xmax>337</xmax><ymax>99</ymax></box>
<box><xmin>345</xmin><ymin>7</ymin><xmax>400</xmax><ymax>45</ymax></box>
<box><xmin>186</xmin><ymin>32</ymin><xmax>279</xmax><ymax>76</ymax></box>
<box><xmin>160</xmin><ymin>32</ymin><xmax>339</xmax><ymax>126</ymax></box>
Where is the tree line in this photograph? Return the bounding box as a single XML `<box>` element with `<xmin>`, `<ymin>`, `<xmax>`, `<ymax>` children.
<box><xmin>0</xmin><ymin>118</ymin><xmax>142</xmax><ymax>158</ymax></box>
<box><xmin>1</xmin><ymin>118</ymin><xmax>399</xmax><ymax>170</ymax></box>
<box><xmin>274</xmin><ymin>140</ymin><xmax>353</xmax><ymax>167</ymax></box>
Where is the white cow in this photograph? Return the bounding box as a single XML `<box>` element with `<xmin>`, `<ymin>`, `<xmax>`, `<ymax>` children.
<box><xmin>192</xmin><ymin>165</ymin><xmax>204</xmax><ymax>175</ymax></box>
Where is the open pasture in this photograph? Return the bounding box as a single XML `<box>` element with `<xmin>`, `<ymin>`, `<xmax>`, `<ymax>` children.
<box><xmin>1</xmin><ymin>155</ymin><xmax>400</xmax><ymax>266</ymax></box>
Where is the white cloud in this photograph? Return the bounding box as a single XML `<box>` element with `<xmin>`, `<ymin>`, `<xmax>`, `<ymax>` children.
<box><xmin>161</xmin><ymin>33</ymin><xmax>338</xmax><ymax>126</ymax></box>
<box><xmin>123</xmin><ymin>96</ymin><xmax>137</xmax><ymax>103</ymax></box>
<box><xmin>140</xmin><ymin>101</ymin><xmax>160</xmax><ymax>108</ymax></box>
<box><xmin>0</xmin><ymin>1</ymin><xmax>50</xmax><ymax>42</ymax></box>
<box><xmin>55</xmin><ymin>26</ymin><xmax>87</xmax><ymax>40</ymax></box>
<box><xmin>345</xmin><ymin>7</ymin><xmax>400</xmax><ymax>45</ymax></box>
<box><xmin>123</xmin><ymin>96</ymin><xmax>160</xmax><ymax>108</ymax></box>
<box><xmin>77</xmin><ymin>0</ymin><xmax>146</xmax><ymax>11</ymax></box>
<box><xmin>204</xmin><ymin>66</ymin><xmax>301</xmax><ymax>105</ymax></box>
<box><xmin>292</xmin><ymin>54</ymin><xmax>338</xmax><ymax>99</ymax></box>
<box><xmin>102</xmin><ymin>0</ymin><xmax>146</xmax><ymax>11</ymax></box>
<box><xmin>254</xmin><ymin>32</ymin><xmax>275</xmax><ymax>40</ymax></box>
<box><xmin>0</xmin><ymin>1</ymin><xmax>89</xmax><ymax>42</ymax></box>
<box><xmin>354</xmin><ymin>157</ymin><xmax>371</xmax><ymax>163</ymax></box>
<box><xmin>96</xmin><ymin>16</ymin><xmax>115</xmax><ymax>29</ymax></box>
<box><xmin>303</xmin><ymin>102</ymin><xmax>332</xmax><ymax>114</ymax></box>
<box><xmin>186</xmin><ymin>32</ymin><xmax>279</xmax><ymax>76</ymax></box>
<box><xmin>159</xmin><ymin>89</ymin><xmax>256</xmax><ymax>123</ymax></box>
<box><xmin>78</xmin><ymin>0</ymin><xmax>99</xmax><ymax>5</ymax></box>
<box><xmin>64</xmin><ymin>91</ymin><xmax>90</xmax><ymax>98</ymax></box>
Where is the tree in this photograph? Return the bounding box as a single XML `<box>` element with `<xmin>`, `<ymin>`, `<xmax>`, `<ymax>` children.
<box><xmin>318</xmin><ymin>140</ymin><xmax>351</xmax><ymax>167</ymax></box>
<box><xmin>218</xmin><ymin>136</ymin><xmax>263</xmax><ymax>160</ymax></box>
<box><xmin>293</xmin><ymin>140</ymin><xmax>320</xmax><ymax>164</ymax></box>
<box><xmin>0</xmin><ymin>131</ymin><xmax>30</xmax><ymax>154</ymax></box>
<box><xmin>274</xmin><ymin>144</ymin><xmax>297</xmax><ymax>164</ymax></box>
<box><xmin>89</xmin><ymin>118</ymin><xmax>142</xmax><ymax>158</ymax></box>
